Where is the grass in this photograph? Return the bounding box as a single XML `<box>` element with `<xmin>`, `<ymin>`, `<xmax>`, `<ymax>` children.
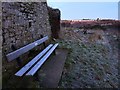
<box><xmin>78</xmin><ymin>25</ymin><xmax>107</xmax><ymax>30</ymax></box>
<box><xmin>2</xmin><ymin>26</ymin><xmax>118</xmax><ymax>88</ymax></box>
<box><xmin>89</xmin><ymin>25</ymin><xmax>106</xmax><ymax>30</ymax></box>
<box><xmin>51</xmin><ymin>38</ymin><xmax>112</xmax><ymax>88</ymax></box>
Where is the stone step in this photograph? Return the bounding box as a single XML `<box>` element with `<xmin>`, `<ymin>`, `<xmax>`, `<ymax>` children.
<box><xmin>38</xmin><ymin>49</ymin><xmax>68</xmax><ymax>88</ymax></box>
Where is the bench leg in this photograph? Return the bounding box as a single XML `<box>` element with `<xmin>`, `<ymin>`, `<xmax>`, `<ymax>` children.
<box><xmin>11</xmin><ymin>44</ymin><xmax>22</xmax><ymax>67</ymax></box>
<box><xmin>16</xmin><ymin>57</ymin><xmax>22</xmax><ymax>67</ymax></box>
<box><xmin>41</xmin><ymin>35</ymin><xmax>46</xmax><ymax>48</ymax></box>
<box><xmin>34</xmin><ymin>72</ymin><xmax>39</xmax><ymax>81</ymax></box>
<box><xmin>53</xmin><ymin>50</ymin><xmax>56</xmax><ymax>55</ymax></box>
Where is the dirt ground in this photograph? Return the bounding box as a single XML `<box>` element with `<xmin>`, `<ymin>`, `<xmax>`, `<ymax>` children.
<box><xmin>57</xmin><ymin>26</ymin><xmax>119</xmax><ymax>88</ymax></box>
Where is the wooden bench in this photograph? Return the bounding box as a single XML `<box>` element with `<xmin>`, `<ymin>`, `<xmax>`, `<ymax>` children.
<box><xmin>6</xmin><ymin>36</ymin><xmax>58</xmax><ymax>77</ymax></box>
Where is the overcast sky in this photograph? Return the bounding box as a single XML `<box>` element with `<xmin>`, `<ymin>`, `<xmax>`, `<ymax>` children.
<box><xmin>47</xmin><ymin>2</ymin><xmax>118</xmax><ymax>20</ymax></box>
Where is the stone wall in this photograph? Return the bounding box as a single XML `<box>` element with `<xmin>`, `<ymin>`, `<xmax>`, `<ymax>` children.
<box><xmin>2</xmin><ymin>2</ymin><xmax>61</xmax><ymax>88</ymax></box>
<box><xmin>48</xmin><ymin>7</ymin><xmax>60</xmax><ymax>39</ymax></box>
<box><xmin>2</xmin><ymin>2</ymin><xmax>51</xmax><ymax>56</ymax></box>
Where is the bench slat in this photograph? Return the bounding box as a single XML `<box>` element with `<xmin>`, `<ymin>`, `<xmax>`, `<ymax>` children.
<box><xmin>6</xmin><ymin>36</ymin><xmax>48</xmax><ymax>62</ymax></box>
<box><xmin>26</xmin><ymin>43</ymin><xmax>59</xmax><ymax>76</ymax></box>
<box><xmin>15</xmin><ymin>44</ymin><xmax>53</xmax><ymax>76</ymax></box>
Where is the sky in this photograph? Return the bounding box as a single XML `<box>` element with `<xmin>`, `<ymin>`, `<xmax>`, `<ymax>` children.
<box><xmin>47</xmin><ymin>2</ymin><xmax>119</xmax><ymax>20</ymax></box>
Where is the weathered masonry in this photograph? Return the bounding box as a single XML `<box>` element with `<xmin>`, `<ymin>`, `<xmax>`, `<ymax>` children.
<box><xmin>2</xmin><ymin>2</ymin><xmax>61</xmax><ymax>88</ymax></box>
<box><xmin>48</xmin><ymin>7</ymin><xmax>61</xmax><ymax>39</ymax></box>
<box><xmin>2</xmin><ymin>2</ymin><xmax>60</xmax><ymax>87</ymax></box>
<box><xmin>2</xmin><ymin>2</ymin><xmax>51</xmax><ymax>82</ymax></box>
<box><xmin>2</xmin><ymin>2</ymin><xmax>51</xmax><ymax>56</ymax></box>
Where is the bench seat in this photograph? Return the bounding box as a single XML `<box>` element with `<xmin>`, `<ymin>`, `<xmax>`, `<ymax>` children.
<box><xmin>15</xmin><ymin>43</ymin><xmax>58</xmax><ymax>76</ymax></box>
<box><xmin>6</xmin><ymin>36</ymin><xmax>49</xmax><ymax>62</ymax></box>
<box><xmin>26</xmin><ymin>43</ymin><xmax>58</xmax><ymax>76</ymax></box>
<box><xmin>15</xmin><ymin>44</ymin><xmax>53</xmax><ymax>76</ymax></box>
<box><xmin>6</xmin><ymin>36</ymin><xmax>59</xmax><ymax>77</ymax></box>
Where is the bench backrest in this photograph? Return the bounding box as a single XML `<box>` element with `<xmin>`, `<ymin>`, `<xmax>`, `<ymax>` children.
<box><xmin>6</xmin><ymin>36</ymin><xmax>48</xmax><ymax>62</ymax></box>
